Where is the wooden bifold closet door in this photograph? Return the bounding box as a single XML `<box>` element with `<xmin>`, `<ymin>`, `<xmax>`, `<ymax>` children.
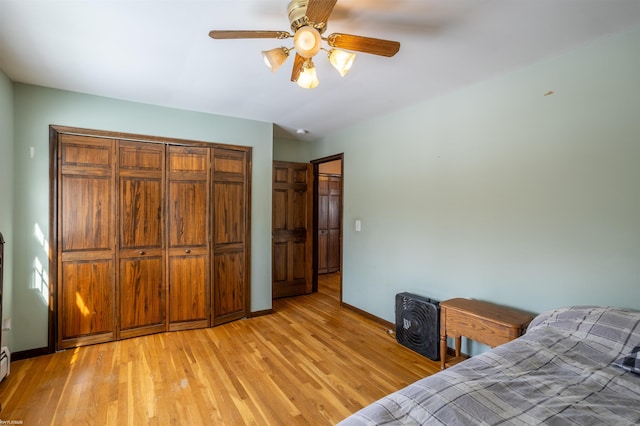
<box><xmin>167</xmin><ymin>146</ymin><xmax>211</xmax><ymax>331</ymax></box>
<box><xmin>118</xmin><ymin>141</ymin><xmax>166</xmax><ymax>340</ymax></box>
<box><xmin>57</xmin><ymin>135</ymin><xmax>116</xmax><ymax>348</ymax></box>
<box><xmin>53</xmin><ymin>127</ymin><xmax>250</xmax><ymax>350</ymax></box>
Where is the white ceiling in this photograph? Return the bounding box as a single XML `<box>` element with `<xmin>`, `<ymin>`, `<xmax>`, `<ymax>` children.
<box><xmin>1</xmin><ymin>0</ymin><xmax>640</xmax><ymax>141</ymax></box>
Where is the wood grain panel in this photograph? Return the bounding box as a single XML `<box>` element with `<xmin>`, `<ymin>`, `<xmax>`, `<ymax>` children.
<box><xmin>273</xmin><ymin>166</ymin><xmax>288</xmax><ymax>183</ymax></box>
<box><xmin>168</xmin><ymin>181</ymin><xmax>208</xmax><ymax>246</ymax></box>
<box><xmin>119</xmin><ymin>256</ymin><xmax>165</xmax><ymax>331</ymax></box>
<box><xmin>292</xmin><ymin>189</ymin><xmax>308</xmax><ymax>230</ymax></box>
<box><xmin>273</xmin><ymin>188</ymin><xmax>288</xmax><ymax>231</ymax></box>
<box><xmin>61</xmin><ymin>176</ymin><xmax>112</xmax><ymax>251</ymax></box>
<box><xmin>168</xmin><ymin>254</ymin><xmax>208</xmax><ymax>323</ymax></box>
<box><xmin>168</xmin><ymin>147</ymin><xmax>208</xmax><ymax>173</ymax></box>
<box><xmin>60</xmin><ymin>134</ymin><xmax>112</xmax><ymax>170</ymax></box>
<box><xmin>292</xmin><ymin>241</ymin><xmax>306</xmax><ymax>280</ymax></box>
<box><xmin>60</xmin><ymin>260</ymin><xmax>113</xmax><ymax>340</ymax></box>
<box><xmin>273</xmin><ymin>241</ymin><xmax>288</xmax><ymax>282</ymax></box>
<box><xmin>213</xmin><ymin>250</ymin><xmax>245</xmax><ymax>324</ymax></box>
<box><xmin>119</xmin><ymin>144</ymin><xmax>164</xmax><ymax>171</ymax></box>
<box><xmin>293</xmin><ymin>167</ymin><xmax>308</xmax><ymax>184</ymax></box>
<box><xmin>119</xmin><ymin>178</ymin><xmax>163</xmax><ymax>249</ymax></box>
<box><xmin>213</xmin><ymin>181</ymin><xmax>245</xmax><ymax>245</ymax></box>
<box><xmin>213</xmin><ymin>150</ymin><xmax>245</xmax><ymax>174</ymax></box>
<box><xmin>318</xmin><ymin>232</ymin><xmax>328</xmax><ymax>272</ymax></box>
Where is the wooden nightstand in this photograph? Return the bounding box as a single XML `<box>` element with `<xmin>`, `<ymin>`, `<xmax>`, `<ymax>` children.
<box><xmin>440</xmin><ymin>298</ymin><xmax>534</xmax><ymax>370</ymax></box>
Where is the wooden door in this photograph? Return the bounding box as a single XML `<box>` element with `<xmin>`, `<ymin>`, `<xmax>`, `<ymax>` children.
<box><xmin>272</xmin><ymin>161</ymin><xmax>313</xmax><ymax>298</ymax></box>
<box><xmin>327</xmin><ymin>175</ymin><xmax>342</xmax><ymax>273</ymax></box>
<box><xmin>317</xmin><ymin>175</ymin><xmax>329</xmax><ymax>274</ymax></box>
<box><xmin>212</xmin><ymin>148</ymin><xmax>249</xmax><ymax>325</ymax></box>
<box><xmin>58</xmin><ymin>135</ymin><xmax>116</xmax><ymax>349</ymax></box>
<box><xmin>117</xmin><ymin>141</ymin><xmax>166</xmax><ymax>339</ymax></box>
<box><xmin>317</xmin><ymin>174</ymin><xmax>341</xmax><ymax>274</ymax></box>
<box><xmin>167</xmin><ymin>146</ymin><xmax>211</xmax><ymax>331</ymax></box>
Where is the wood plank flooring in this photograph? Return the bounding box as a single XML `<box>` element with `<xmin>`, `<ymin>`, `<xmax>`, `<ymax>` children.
<box><xmin>0</xmin><ymin>273</ymin><xmax>440</xmax><ymax>424</ymax></box>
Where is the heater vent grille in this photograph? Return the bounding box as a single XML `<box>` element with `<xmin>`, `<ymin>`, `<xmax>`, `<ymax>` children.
<box><xmin>395</xmin><ymin>292</ymin><xmax>440</xmax><ymax>361</ymax></box>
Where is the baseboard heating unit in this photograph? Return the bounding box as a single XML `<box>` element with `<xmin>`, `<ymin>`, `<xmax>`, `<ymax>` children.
<box><xmin>395</xmin><ymin>292</ymin><xmax>440</xmax><ymax>361</ymax></box>
<box><xmin>0</xmin><ymin>346</ymin><xmax>9</xmax><ymax>382</ymax></box>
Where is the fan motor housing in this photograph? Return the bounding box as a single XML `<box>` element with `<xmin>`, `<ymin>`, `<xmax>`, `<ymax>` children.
<box><xmin>288</xmin><ymin>0</ymin><xmax>308</xmax><ymax>32</ymax></box>
<box><xmin>395</xmin><ymin>292</ymin><xmax>441</xmax><ymax>361</ymax></box>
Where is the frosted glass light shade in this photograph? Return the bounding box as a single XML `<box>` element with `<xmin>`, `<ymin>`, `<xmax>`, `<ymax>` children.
<box><xmin>293</xmin><ymin>26</ymin><xmax>322</xmax><ymax>58</ymax></box>
<box><xmin>297</xmin><ymin>60</ymin><xmax>319</xmax><ymax>89</ymax></box>
<box><xmin>328</xmin><ymin>49</ymin><xmax>356</xmax><ymax>77</ymax></box>
<box><xmin>262</xmin><ymin>47</ymin><xmax>289</xmax><ymax>73</ymax></box>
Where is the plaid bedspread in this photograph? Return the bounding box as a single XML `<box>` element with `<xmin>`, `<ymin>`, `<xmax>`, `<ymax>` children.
<box><xmin>339</xmin><ymin>306</ymin><xmax>640</xmax><ymax>425</ymax></box>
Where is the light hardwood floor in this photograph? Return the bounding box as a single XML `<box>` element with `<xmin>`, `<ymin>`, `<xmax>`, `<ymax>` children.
<box><xmin>0</xmin><ymin>273</ymin><xmax>439</xmax><ymax>424</ymax></box>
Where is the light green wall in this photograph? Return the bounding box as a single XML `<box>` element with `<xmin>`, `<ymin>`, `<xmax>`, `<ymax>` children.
<box><xmin>12</xmin><ymin>84</ymin><xmax>273</xmax><ymax>352</ymax></box>
<box><xmin>0</xmin><ymin>70</ymin><xmax>14</xmax><ymax>350</ymax></box>
<box><xmin>273</xmin><ymin>135</ymin><xmax>312</xmax><ymax>162</ymax></box>
<box><xmin>310</xmin><ymin>25</ymin><xmax>640</xmax><ymax>343</ymax></box>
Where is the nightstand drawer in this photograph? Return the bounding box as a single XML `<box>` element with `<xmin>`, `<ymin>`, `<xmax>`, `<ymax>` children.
<box><xmin>443</xmin><ymin>309</ymin><xmax>523</xmax><ymax>347</ymax></box>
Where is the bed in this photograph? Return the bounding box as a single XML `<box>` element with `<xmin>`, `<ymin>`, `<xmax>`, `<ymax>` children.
<box><xmin>339</xmin><ymin>306</ymin><xmax>640</xmax><ymax>425</ymax></box>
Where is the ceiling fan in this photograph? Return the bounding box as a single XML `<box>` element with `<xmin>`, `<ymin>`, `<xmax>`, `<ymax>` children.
<box><xmin>209</xmin><ymin>0</ymin><xmax>401</xmax><ymax>89</ymax></box>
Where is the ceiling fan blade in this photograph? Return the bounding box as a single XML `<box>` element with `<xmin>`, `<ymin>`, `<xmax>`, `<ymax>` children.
<box><xmin>305</xmin><ymin>0</ymin><xmax>338</xmax><ymax>26</ymax></box>
<box><xmin>327</xmin><ymin>33</ymin><xmax>400</xmax><ymax>57</ymax></box>
<box><xmin>291</xmin><ymin>53</ymin><xmax>305</xmax><ymax>82</ymax></box>
<box><xmin>208</xmin><ymin>30</ymin><xmax>291</xmax><ymax>40</ymax></box>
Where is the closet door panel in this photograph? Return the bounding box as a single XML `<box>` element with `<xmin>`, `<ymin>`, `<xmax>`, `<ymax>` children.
<box><xmin>212</xmin><ymin>148</ymin><xmax>249</xmax><ymax>325</ymax></box>
<box><xmin>61</xmin><ymin>176</ymin><xmax>112</xmax><ymax>251</ymax></box>
<box><xmin>57</xmin><ymin>135</ymin><xmax>116</xmax><ymax>349</ymax></box>
<box><xmin>168</xmin><ymin>253</ymin><xmax>208</xmax><ymax>327</ymax></box>
<box><xmin>60</xmin><ymin>259</ymin><xmax>113</xmax><ymax>339</ymax></box>
<box><xmin>119</xmin><ymin>178</ymin><xmax>163</xmax><ymax>249</ymax></box>
<box><xmin>119</xmin><ymin>255</ymin><xmax>165</xmax><ymax>336</ymax></box>
<box><xmin>169</xmin><ymin>181</ymin><xmax>208</xmax><ymax>245</ymax></box>
<box><xmin>213</xmin><ymin>250</ymin><xmax>245</xmax><ymax>317</ymax></box>
<box><xmin>167</xmin><ymin>146</ymin><xmax>210</xmax><ymax>330</ymax></box>
<box><xmin>213</xmin><ymin>182</ymin><xmax>245</xmax><ymax>245</ymax></box>
<box><xmin>117</xmin><ymin>141</ymin><xmax>166</xmax><ymax>337</ymax></box>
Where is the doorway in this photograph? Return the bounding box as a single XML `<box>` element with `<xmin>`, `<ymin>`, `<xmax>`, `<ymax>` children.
<box><xmin>312</xmin><ymin>154</ymin><xmax>343</xmax><ymax>303</ymax></box>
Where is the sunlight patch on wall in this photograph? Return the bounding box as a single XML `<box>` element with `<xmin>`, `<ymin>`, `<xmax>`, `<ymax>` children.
<box><xmin>32</xmin><ymin>223</ymin><xmax>49</xmax><ymax>306</ymax></box>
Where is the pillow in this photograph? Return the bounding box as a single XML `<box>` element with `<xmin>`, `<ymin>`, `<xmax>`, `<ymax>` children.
<box><xmin>613</xmin><ymin>344</ymin><xmax>640</xmax><ymax>375</ymax></box>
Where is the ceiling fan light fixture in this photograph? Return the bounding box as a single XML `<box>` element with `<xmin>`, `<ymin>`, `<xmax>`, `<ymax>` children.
<box><xmin>293</xmin><ymin>26</ymin><xmax>322</xmax><ymax>58</ymax></box>
<box><xmin>297</xmin><ymin>59</ymin><xmax>319</xmax><ymax>89</ymax></box>
<box><xmin>262</xmin><ymin>47</ymin><xmax>290</xmax><ymax>73</ymax></box>
<box><xmin>328</xmin><ymin>49</ymin><xmax>356</xmax><ymax>77</ymax></box>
